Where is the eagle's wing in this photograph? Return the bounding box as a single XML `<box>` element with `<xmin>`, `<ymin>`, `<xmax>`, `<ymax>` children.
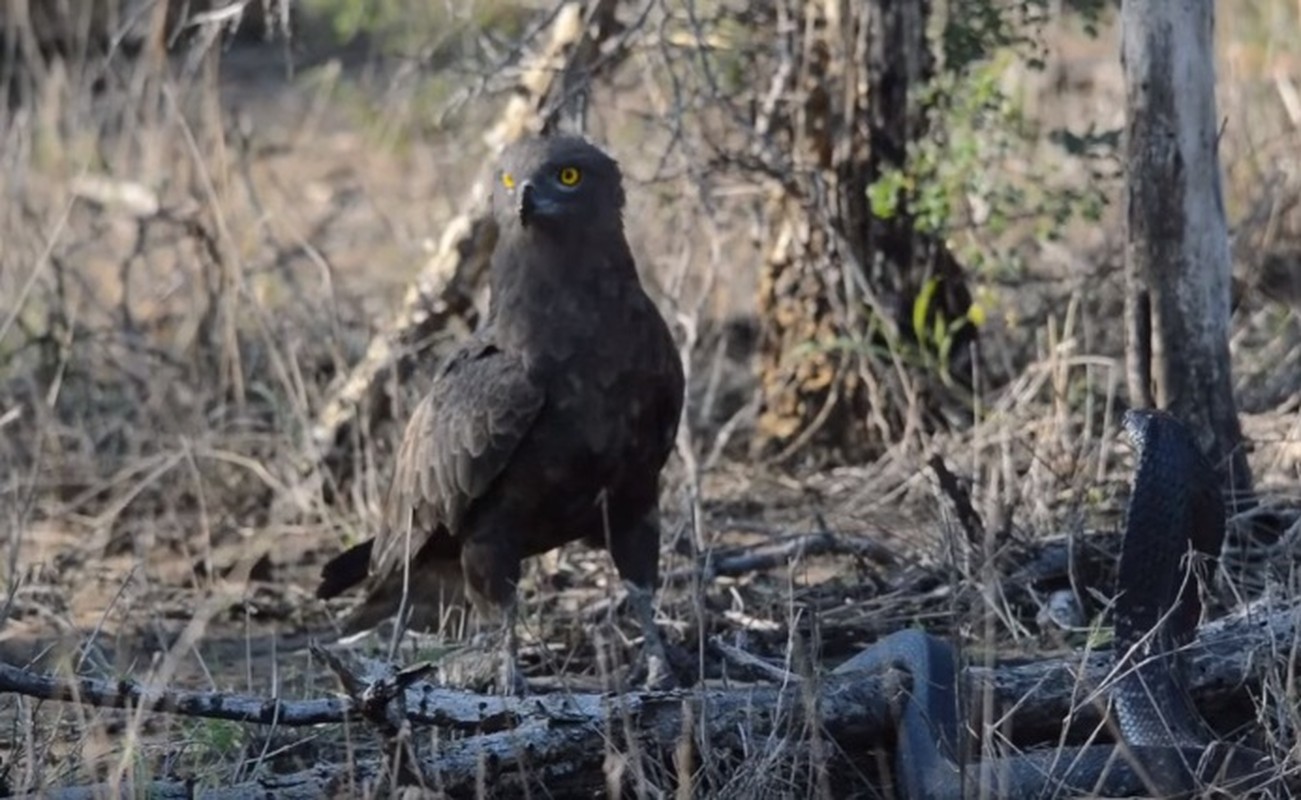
<box><xmin>368</xmin><ymin>337</ymin><xmax>545</xmax><ymax>584</ymax></box>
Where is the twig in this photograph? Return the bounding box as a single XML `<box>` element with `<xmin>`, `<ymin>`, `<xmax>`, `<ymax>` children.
<box><xmin>928</xmin><ymin>453</ymin><xmax>986</xmax><ymax>547</ymax></box>
<box><xmin>667</xmin><ymin>529</ymin><xmax>895</xmax><ymax>582</ymax></box>
<box><xmin>709</xmin><ymin>635</ymin><xmax>802</xmax><ymax>684</ymax></box>
<box><xmin>313</xmin><ymin>642</ymin><xmax>435</xmax><ymax>737</ymax></box>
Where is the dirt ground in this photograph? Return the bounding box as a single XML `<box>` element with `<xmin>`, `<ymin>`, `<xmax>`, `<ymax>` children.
<box><xmin>3</xmin><ymin>3</ymin><xmax>1301</xmax><ymax>797</ymax></box>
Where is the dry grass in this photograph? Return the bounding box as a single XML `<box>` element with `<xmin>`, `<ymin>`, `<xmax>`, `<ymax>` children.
<box><xmin>3</xmin><ymin>1</ymin><xmax>1301</xmax><ymax>797</ymax></box>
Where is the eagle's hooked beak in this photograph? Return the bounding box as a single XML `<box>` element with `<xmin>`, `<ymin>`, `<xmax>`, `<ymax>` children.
<box><xmin>518</xmin><ymin>181</ymin><xmax>537</xmax><ymax>228</ymax></box>
<box><xmin>518</xmin><ymin>181</ymin><xmax>560</xmax><ymax>228</ymax></box>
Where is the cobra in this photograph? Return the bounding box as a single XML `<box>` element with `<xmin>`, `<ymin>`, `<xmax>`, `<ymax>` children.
<box><xmin>836</xmin><ymin>410</ymin><xmax>1274</xmax><ymax>799</ymax></box>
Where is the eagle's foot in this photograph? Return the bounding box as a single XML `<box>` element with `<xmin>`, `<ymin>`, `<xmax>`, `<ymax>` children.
<box><xmin>627</xmin><ymin>583</ymin><xmax>679</xmax><ymax>691</ymax></box>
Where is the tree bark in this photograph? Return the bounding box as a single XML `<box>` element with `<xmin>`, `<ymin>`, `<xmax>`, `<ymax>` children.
<box><xmin>1121</xmin><ymin>0</ymin><xmax>1251</xmax><ymax>502</ymax></box>
<box><xmin>753</xmin><ymin>0</ymin><xmax>975</xmax><ymax>464</ymax></box>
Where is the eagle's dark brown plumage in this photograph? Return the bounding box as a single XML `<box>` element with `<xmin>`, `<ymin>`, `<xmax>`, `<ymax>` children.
<box><xmin>316</xmin><ymin>135</ymin><xmax>685</xmax><ymax>691</ymax></box>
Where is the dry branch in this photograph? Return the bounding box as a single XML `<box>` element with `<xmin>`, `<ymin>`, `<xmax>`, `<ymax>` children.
<box><xmin>4</xmin><ymin>599</ymin><xmax>1297</xmax><ymax>796</ymax></box>
<box><xmin>305</xmin><ymin>0</ymin><xmax>625</xmax><ymax>461</ymax></box>
<box><xmin>666</xmin><ymin>529</ymin><xmax>897</xmax><ymax>581</ymax></box>
<box><xmin>0</xmin><ymin>658</ymin><xmax>348</xmax><ymax>726</ymax></box>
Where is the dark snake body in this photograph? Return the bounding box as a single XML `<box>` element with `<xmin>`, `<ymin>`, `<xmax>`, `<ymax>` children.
<box><xmin>838</xmin><ymin>410</ymin><xmax>1271</xmax><ymax>798</ymax></box>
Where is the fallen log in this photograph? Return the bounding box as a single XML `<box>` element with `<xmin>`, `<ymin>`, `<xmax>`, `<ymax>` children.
<box><xmin>968</xmin><ymin>598</ymin><xmax>1293</xmax><ymax>741</ymax></box>
<box><xmin>4</xmin><ymin>599</ymin><xmax>1293</xmax><ymax>797</ymax></box>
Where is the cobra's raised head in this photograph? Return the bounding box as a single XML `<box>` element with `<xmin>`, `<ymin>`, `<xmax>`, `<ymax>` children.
<box><xmin>492</xmin><ymin>135</ymin><xmax>626</xmax><ymax>233</ymax></box>
<box><xmin>1121</xmin><ymin>408</ymin><xmax>1157</xmax><ymax>452</ymax></box>
<box><xmin>1122</xmin><ymin>408</ymin><xmax>1212</xmax><ymax>470</ymax></box>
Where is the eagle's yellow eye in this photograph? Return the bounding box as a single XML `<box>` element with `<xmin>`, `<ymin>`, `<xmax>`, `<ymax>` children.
<box><xmin>558</xmin><ymin>166</ymin><xmax>582</xmax><ymax>186</ymax></box>
<box><xmin>501</xmin><ymin>172</ymin><xmax>515</xmax><ymax>189</ymax></box>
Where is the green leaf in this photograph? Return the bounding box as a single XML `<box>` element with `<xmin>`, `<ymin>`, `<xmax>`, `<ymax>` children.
<box><xmin>913</xmin><ymin>277</ymin><xmax>940</xmax><ymax>345</ymax></box>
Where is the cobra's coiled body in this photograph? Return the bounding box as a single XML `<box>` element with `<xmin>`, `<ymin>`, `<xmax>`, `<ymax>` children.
<box><xmin>838</xmin><ymin>410</ymin><xmax>1271</xmax><ymax>798</ymax></box>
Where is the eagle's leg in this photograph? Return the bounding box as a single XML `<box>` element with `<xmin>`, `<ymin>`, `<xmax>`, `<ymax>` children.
<box><xmin>606</xmin><ymin>509</ymin><xmax>678</xmax><ymax>690</ymax></box>
<box><xmin>626</xmin><ymin>582</ymin><xmax>675</xmax><ymax>690</ymax></box>
<box><xmin>461</xmin><ymin>525</ymin><xmax>526</xmax><ymax>696</ymax></box>
<box><xmin>497</xmin><ymin>598</ymin><xmax>526</xmax><ymax>696</ymax></box>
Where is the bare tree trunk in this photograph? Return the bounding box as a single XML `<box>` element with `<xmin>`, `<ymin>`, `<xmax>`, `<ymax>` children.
<box><xmin>1121</xmin><ymin>1</ymin><xmax>1251</xmax><ymax>504</ymax></box>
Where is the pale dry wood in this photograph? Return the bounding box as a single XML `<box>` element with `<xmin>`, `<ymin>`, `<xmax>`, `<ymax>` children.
<box><xmin>1121</xmin><ymin>1</ymin><xmax>1249</xmax><ymax>498</ymax></box>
